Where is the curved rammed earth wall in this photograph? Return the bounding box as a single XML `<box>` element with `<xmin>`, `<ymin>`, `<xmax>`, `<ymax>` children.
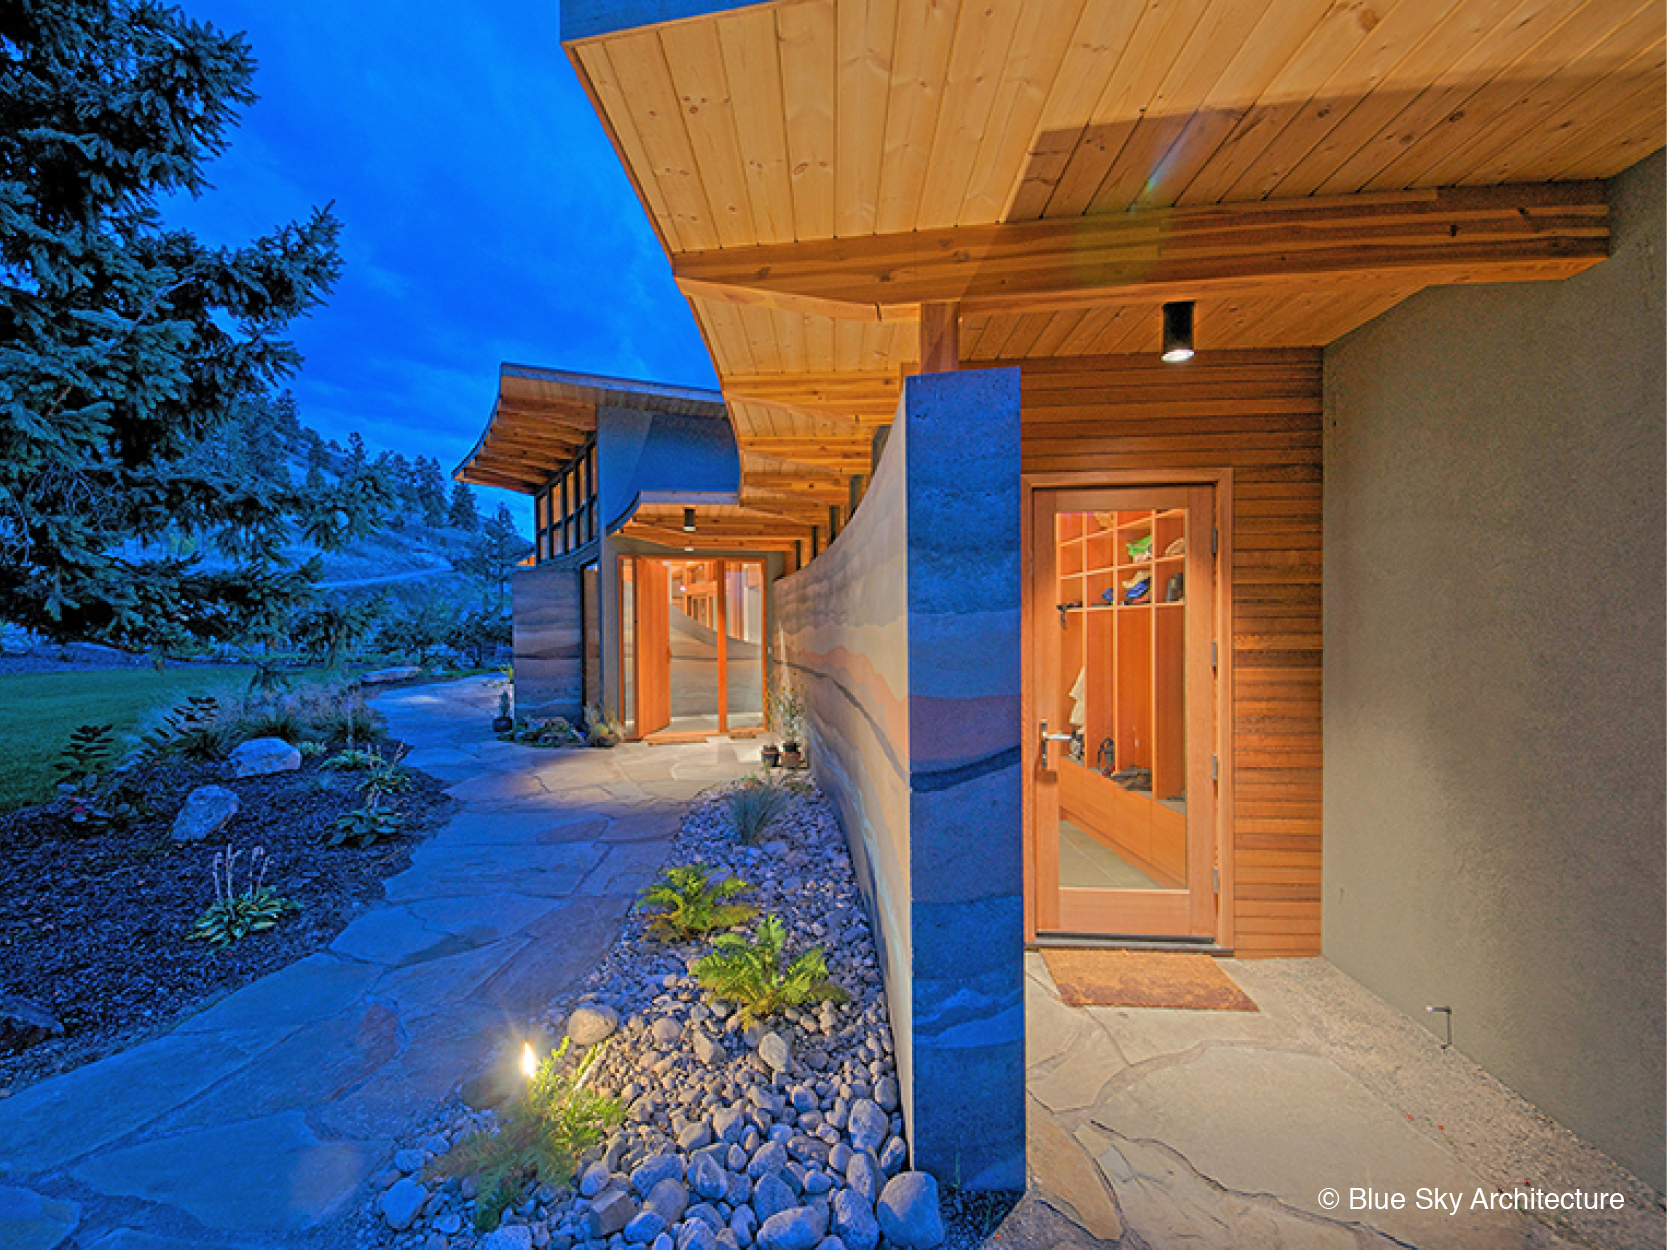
<box><xmin>772</xmin><ymin>367</ymin><xmax>1025</xmax><ymax>1191</ymax></box>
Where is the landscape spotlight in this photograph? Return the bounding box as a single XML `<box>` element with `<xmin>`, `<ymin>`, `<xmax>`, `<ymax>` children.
<box><xmin>1161</xmin><ymin>301</ymin><xmax>1195</xmax><ymax>363</ymax></box>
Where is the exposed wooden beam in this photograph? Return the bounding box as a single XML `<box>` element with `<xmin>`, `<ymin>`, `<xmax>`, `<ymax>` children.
<box><xmin>920</xmin><ymin>301</ymin><xmax>960</xmax><ymax>373</ymax></box>
<box><xmin>673</xmin><ymin>183</ymin><xmax>1609</xmax><ymax>320</ymax></box>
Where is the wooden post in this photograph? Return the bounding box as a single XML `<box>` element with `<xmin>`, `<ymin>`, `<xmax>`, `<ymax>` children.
<box><xmin>920</xmin><ymin>301</ymin><xmax>960</xmax><ymax>373</ymax></box>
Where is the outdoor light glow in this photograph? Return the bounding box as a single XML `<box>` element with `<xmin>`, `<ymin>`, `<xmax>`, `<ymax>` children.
<box><xmin>1161</xmin><ymin>300</ymin><xmax>1196</xmax><ymax>364</ymax></box>
<box><xmin>520</xmin><ymin>1042</ymin><xmax>538</xmax><ymax>1078</ymax></box>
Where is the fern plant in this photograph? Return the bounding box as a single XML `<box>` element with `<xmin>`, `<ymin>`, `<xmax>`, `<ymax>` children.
<box><xmin>695</xmin><ymin>914</ymin><xmax>847</xmax><ymax>1025</ymax></box>
<box><xmin>55</xmin><ymin>724</ymin><xmax>117</xmax><ymax>791</ymax></box>
<box><xmin>327</xmin><ymin>800</ymin><xmax>402</xmax><ymax>848</ymax></box>
<box><xmin>53</xmin><ymin>724</ymin><xmax>143</xmax><ymax>833</ymax></box>
<box><xmin>639</xmin><ymin>864</ymin><xmax>756</xmax><ymax>940</ymax></box>
<box><xmin>139</xmin><ymin>695</ymin><xmax>230</xmax><ymax>763</ymax></box>
<box><xmin>726</xmin><ymin>780</ymin><xmax>792</xmax><ymax>845</ymax></box>
<box><xmin>430</xmin><ymin>1038</ymin><xmax>623</xmax><ymax>1231</ymax></box>
<box><xmin>188</xmin><ymin>847</ymin><xmax>299</xmax><ymax>949</ymax></box>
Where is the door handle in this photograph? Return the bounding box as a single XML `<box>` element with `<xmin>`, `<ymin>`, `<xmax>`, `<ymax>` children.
<box><xmin>1038</xmin><ymin>719</ymin><xmax>1074</xmax><ymax>769</ymax></box>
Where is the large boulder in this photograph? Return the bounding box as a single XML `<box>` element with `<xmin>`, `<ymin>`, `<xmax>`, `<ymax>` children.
<box><xmin>359</xmin><ymin>665</ymin><xmax>421</xmax><ymax>685</ymax></box>
<box><xmin>876</xmin><ymin>1172</ymin><xmax>945</xmax><ymax>1249</ymax></box>
<box><xmin>230</xmin><ymin>736</ymin><xmax>301</xmax><ymax>778</ymax></box>
<box><xmin>0</xmin><ymin>994</ymin><xmax>64</xmax><ymax>1053</ymax></box>
<box><xmin>170</xmin><ymin>785</ymin><xmax>239</xmax><ymax>843</ymax></box>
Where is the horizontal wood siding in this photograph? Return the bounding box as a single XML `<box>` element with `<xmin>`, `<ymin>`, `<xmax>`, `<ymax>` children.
<box><xmin>1013</xmin><ymin>348</ymin><xmax>1322</xmax><ymax>956</ymax></box>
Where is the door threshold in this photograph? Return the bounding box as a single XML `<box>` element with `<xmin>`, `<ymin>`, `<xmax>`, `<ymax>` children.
<box><xmin>1031</xmin><ymin>933</ymin><xmax>1234</xmax><ymax>956</ymax></box>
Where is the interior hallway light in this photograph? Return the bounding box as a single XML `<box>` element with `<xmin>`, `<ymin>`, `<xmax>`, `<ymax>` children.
<box><xmin>683</xmin><ymin>507</ymin><xmax>696</xmax><ymax>532</ymax></box>
<box><xmin>1161</xmin><ymin>301</ymin><xmax>1195</xmax><ymax>363</ymax></box>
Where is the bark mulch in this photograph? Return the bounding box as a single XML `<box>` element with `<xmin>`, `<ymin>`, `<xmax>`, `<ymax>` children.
<box><xmin>0</xmin><ymin>745</ymin><xmax>456</xmax><ymax>1093</ymax></box>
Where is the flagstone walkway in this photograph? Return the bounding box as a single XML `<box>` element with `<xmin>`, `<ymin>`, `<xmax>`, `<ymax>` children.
<box><xmin>0</xmin><ymin>675</ymin><xmax>755</xmax><ymax>1249</ymax></box>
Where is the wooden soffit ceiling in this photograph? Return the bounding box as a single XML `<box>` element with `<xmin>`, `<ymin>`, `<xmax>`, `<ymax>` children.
<box><xmin>565</xmin><ymin>0</ymin><xmax>1661</xmax><ymax>507</ymax></box>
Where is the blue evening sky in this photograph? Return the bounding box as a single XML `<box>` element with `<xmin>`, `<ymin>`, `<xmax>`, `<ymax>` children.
<box><xmin>163</xmin><ymin>0</ymin><xmax>717</xmax><ymax>517</ymax></box>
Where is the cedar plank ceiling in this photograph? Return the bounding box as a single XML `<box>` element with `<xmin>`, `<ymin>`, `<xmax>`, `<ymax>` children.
<box><xmin>568</xmin><ymin>0</ymin><xmax>1664</xmax><ymax>525</ymax></box>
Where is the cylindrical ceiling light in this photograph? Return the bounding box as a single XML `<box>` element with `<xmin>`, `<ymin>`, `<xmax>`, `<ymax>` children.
<box><xmin>1161</xmin><ymin>301</ymin><xmax>1195</xmax><ymax>363</ymax></box>
<box><xmin>682</xmin><ymin>506</ymin><xmax>696</xmax><ymax>532</ymax></box>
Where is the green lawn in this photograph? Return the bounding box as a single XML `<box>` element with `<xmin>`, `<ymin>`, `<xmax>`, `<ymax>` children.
<box><xmin>0</xmin><ymin>666</ymin><xmax>248</xmax><ymax>812</ymax></box>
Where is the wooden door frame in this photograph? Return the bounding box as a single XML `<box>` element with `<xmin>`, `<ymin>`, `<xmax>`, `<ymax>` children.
<box><xmin>1021</xmin><ymin>468</ymin><xmax>1237</xmax><ymax>951</ymax></box>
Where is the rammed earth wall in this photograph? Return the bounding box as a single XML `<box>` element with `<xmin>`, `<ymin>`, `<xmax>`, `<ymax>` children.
<box><xmin>772</xmin><ymin>367</ymin><xmax>1026</xmax><ymax>1190</ymax></box>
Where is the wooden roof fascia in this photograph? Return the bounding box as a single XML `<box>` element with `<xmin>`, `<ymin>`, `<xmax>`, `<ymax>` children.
<box><xmin>670</xmin><ymin>181</ymin><xmax>1610</xmax><ymax>319</ymax></box>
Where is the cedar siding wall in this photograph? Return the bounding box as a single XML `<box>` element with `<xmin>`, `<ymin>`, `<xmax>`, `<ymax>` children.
<box><xmin>1009</xmin><ymin>349</ymin><xmax>1323</xmax><ymax>957</ymax></box>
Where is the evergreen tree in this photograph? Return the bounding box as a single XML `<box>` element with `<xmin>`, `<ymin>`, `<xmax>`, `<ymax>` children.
<box><xmin>447</xmin><ymin>481</ymin><xmax>480</xmax><ymax>532</ymax></box>
<box><xmin>0</xmin><ymin>1</ymin><xmax>343</xmax><ymax>647</ymax></box>
<box><xmin>416</xmin><ymin>456</ymin><xmax>448</xmax><ymax>528</ymax></box>
<box><xmin>456</xmin><ymin>503</ymin><xmax>529</xmax><ymax>613</ymax></box>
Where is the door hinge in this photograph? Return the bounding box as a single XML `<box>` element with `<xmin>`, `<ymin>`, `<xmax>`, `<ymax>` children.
<box><xmin>1211</xmin><ymin>527</ymin><xmax>1219</xmax><ymax>555</ymax></box>
<box><xmin>1211</xmin><ymin>640</ymin><xmax>1218</xmax><ymax>671</ymax></box>
<box><xmin>1212</xmin><ymin>754</ymin><xmax>1219</xmax><ymax>782</ymax></box>
<box><xmin>1213</xmin><ymin>865</ymin><xmax>1220</xmax><ymax>894</ymax></box>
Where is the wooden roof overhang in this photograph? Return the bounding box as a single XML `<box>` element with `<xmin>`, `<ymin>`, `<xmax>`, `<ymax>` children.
<box><xmin>459</xmin><ymin>363</ymin><xmax>838</xmax><ymax>551</ymax></box>
<box><xmin>457</xmin><ymin>362</ymin><xmax>742</xmax><ymax>493</ymax></box>
<box><xmin>563</xmin><ymin>0</ymin><xmax>1662</xmax><ymax>526</ymax></box>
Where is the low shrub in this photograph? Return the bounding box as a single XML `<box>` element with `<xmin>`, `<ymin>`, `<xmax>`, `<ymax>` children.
<box><xmin>639</xmin><ymin>863</ymin><xmax>756</xmax><ymax>940</ymax></box>
<box><xmin>430</xmin><ymin>1039</ymin><xmax>624</xmax><ymax>1231</ymax></box>
<box><xmin>694</xmin><ymin>913</ymin><xmax>847</xmax><ymax>1025</ymax></box>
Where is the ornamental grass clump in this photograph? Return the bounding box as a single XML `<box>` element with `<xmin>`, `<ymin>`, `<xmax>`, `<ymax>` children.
<box><xmin>695</xmin><ymin>913</ymin><xmax>847</xmax><ymax>1025</ymax></box>
<box><xmin>431</xmin><ymin>1038</ymin><xmax>623</xmax><ymax>1231</ymax></box>
<box><xmin>188</xmin><ymin>846</ymin><xmax>298</xmax><ymax>949</ymax></box>
<box><xmin>639</xmin><ymin>863</ymin><xmax>757</xmax><ymax>940</ymax></box>
<box><xmin>726</xmin><ymin>779</ymin><xmax>792</xmax><ymax>845</ymax></box>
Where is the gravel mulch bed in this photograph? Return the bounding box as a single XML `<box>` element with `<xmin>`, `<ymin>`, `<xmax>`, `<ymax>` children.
<box><xmin>0</xmin><ymin>746</ymin><xmax>456</xmax><ymax>1093</ymax></box>
<box><xmin>350</xmin><ymin>776</ymin><xmax>977</xmax><ymax>1250</ymax></box>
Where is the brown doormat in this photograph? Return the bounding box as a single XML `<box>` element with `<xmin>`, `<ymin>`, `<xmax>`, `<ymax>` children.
<box><xmin>1042</xmin><ymin>949</ymin><xmax>1258</xmax><ymax>1011</ymax></box>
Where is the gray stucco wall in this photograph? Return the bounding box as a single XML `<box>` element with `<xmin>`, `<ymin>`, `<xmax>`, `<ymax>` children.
<box><xmin>773</xmin><ymin>367</ymin><xmax>1026</xmax><ymax>1189</ymax></box>
<box><xmin>1322</xmin><ymin>150</ymin><xmax>1665</xmax><ymax>1189</ymax></box>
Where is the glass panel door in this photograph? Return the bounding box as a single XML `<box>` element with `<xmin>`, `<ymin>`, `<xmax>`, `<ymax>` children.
<box><xmin>1032</xmin><ymin>486</ymin><xmax>1218</xmax><ymax>939</ymax></box>
<box><xmin>724</xmin><ymin>562</ymin><xmax>766</xmax><ymax>730</ymax></box>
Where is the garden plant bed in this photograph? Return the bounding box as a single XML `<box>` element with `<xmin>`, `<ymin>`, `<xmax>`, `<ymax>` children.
<box><xmin>355</xmin><ymin>777</ymin><xmax>957</xmax><ymax>1250</ymax></box>
<box><xmin>0</xmin><ymin>745</ymin><xmax>455</xmax><ymax>1093</ymax></box>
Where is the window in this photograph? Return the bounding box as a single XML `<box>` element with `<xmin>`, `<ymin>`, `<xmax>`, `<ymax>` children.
<box><xmin>534</xmin><ymin>439</ymin><xmax>598</xmax><ymax>562</ymax></box>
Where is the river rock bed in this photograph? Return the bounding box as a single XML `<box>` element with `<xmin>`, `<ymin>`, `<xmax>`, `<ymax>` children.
<box><xmin>355</xmin><ymin>777</ymin><xmax>948</xmax><ymax>1250</ymax></box>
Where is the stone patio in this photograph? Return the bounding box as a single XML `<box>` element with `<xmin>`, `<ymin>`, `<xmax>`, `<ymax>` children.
<box><xmin>1018</xmin><ymin>953</ymin><xmax>1664</xmax><ymax>1250</ymax></box>
<box><xmin>0</xmin><ymin>676</ymin><xmax>755</xmax><ymax>1248</ymax></box>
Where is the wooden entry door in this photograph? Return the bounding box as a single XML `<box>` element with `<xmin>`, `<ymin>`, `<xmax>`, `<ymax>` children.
<box><xmin>1030</xmin><ymin>486</ymin><xmax>1219</xmax><ymax>939</ymax></box>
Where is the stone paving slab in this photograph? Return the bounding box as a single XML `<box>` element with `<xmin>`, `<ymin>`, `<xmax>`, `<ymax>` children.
<box><xmin>0</xmin><ymin>1028</ymin><xmax>285</xmax><ymax>1173</ymax></box>
<box><xmin>174</xmin><ymin>953</ymin><xmax>381</xmax><ymax>1037</ymax></box>
<box><xmin>69</xmin><ymin>1112</ymin><xmax>385</xmax><ymax>1232</ymax></box>
<box><xmin>0</xmin><ymin>1184</ymin><xmax>81</xmax><ymax>1250</ymax></box>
